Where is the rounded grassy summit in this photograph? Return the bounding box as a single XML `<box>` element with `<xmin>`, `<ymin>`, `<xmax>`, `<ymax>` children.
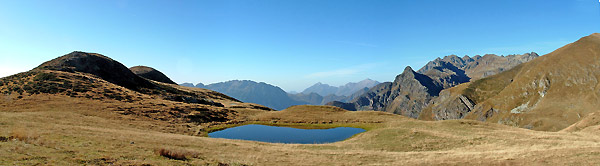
<box><xmin>130</xmin><ymin>66</ymin><xmax>177</xmax><ymax>84</ymax></box>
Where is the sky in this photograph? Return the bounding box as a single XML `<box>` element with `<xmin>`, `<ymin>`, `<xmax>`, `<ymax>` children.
<box><xmin>0</xmin><ymin>0</ymin><xmax>599</xmax><ymax>92</ymax></box>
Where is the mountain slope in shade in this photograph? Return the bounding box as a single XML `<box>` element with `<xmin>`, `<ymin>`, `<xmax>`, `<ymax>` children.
<box><xmin>348</xmin><ymin>67</ymin><xmax>441</xmax><ymax>118</ymax></box>
<box><xmin>204</xmin><ymin>80</ymin><xmax>307</xmax><ymax>110</ymax></box>
<box><xmin>130</xmin><ymin>66</ymin><xmax>176</xmax><ymax>84</ymax></box>
<box><xmin>421</xmin><ymin>33</ymin><xmax>600</xmax><ymax>131</ymax></box>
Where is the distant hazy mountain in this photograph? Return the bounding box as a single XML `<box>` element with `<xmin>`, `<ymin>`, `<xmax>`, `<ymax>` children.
<box><xmin>182</xmin><ymin>80</ymin><xmax>306</xmax><ymax>110</ymax></box>
<box><xmin>301</xmin><ymin>79</ymin><xmax>380</xmax><ymax>97</ymax></box>
<box><xmin>335</xmin><ymin>79</ymin><xmax>380</xmax><ymax>96</ymax></box>
<box><xmin>301</xmin><ymin>82</ymin><xmax>338</xmax><ymax>96</ymax></box>
<box><xmin>180</xmin><ymin>82</ymin><xmax>205</xmax><ymax>89</ymax></box>
<box><xmin>180</xmin><ymin>83</ymin><xmax>195</xmax><ymax>87</ymax></box>
<box><xmin>288</xmin><ymin>92</ymin><xmax>323</xmax><ymax>105</ymax></box>
<box><xmin>195</xmin><ymin>83</ymin><xmax>205</xmax><ymax>88</ymax></box>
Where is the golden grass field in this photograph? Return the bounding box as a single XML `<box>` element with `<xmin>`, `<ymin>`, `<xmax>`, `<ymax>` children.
<box><xmin>3</xmin><ymin>94</ymin><xmax>600</xmax><ymax>165</ymax></box>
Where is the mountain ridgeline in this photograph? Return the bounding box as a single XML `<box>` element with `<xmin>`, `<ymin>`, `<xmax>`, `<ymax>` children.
<box><xmin>301</xmin><ymin>79</ymin><xmax>379</xmax><ymax>97</ymax></box>
<box><xmin>328</xmin><ymin>52</ymin><xmax>539</xmax><ymax>118</ymax></box>
<box><xmin>200</xmin><ymin>80</ymin><xmax>305</xmax><ymax>110</ymax></box>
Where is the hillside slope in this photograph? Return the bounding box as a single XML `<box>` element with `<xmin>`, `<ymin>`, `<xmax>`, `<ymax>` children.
<box><xmin>421</xmin><ymin>33</ymin><xmax>600</xmax><ymax>131</ymax></box>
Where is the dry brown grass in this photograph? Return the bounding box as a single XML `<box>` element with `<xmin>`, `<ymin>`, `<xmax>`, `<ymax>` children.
<box><xmin>3</xmin><ymin>95</ymin><xmax>600</xmax><ymax>165</ymax></box>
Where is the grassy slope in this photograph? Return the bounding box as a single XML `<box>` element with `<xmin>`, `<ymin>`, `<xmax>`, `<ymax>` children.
<box><xmin>467</xmin><ymin>33</ymin><xmax>600</xmax><ymax>131</ymax></box>
<box><xmin>2</xmin><ymin>97</ymin><xmax>600</xmax><ymax>165</ymax></box>
<box><xmin>421</xmin><ymin>33</ymin><xmax>600</xmax><ymax>131</ymax></box>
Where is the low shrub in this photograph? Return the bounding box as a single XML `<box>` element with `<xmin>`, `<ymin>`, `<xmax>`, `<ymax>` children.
<box><xmin>155</xmin><ymin>148</ymin><xmax>199</xmax><ymax>160</ymax></box>
<box><xmin>9</xmin><ymin>129</ymin><xmax>40</xmax><ymax>144</ymax></box>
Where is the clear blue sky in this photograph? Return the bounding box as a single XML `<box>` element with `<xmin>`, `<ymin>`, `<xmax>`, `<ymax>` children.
<box><xmin>1</xmin><ymin>0</ymin><xmax>599</xmax><ymax>92</ymax></box>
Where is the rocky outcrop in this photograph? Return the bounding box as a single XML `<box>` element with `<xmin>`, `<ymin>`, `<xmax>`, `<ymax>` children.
<box><xmin>419</xmin><ymin>87</ymin><xmax>475</xmax><ymax>120</ymax></box>
<box><xmin>130</xmin><ymin>66</ymin><xmax>177</xmax><ymax>84</ymax></box>
<box><xmin>340</xmin><ymin>67</ymin><xmax>442</xmax><ymax>118</ymax></box>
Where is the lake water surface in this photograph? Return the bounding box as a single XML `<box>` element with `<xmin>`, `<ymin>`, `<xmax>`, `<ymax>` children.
<box><xmin>208</xmin><ymin>124</ymin><xmax>365</xmax><ymax>144</ymax></box>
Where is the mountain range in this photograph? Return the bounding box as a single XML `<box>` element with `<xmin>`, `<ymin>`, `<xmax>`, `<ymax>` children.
<box><xmin>181</xmin><ymin>79</ymin><xmax>379</xmax><ymax>110</ymax></box>
<box><xmin>301</xmin><ymin>79</ymin><xmax>380</xmax><ymax>97</ymax></box>
<box><xmin>328</xmin><ymin>52</ymin><xmax>539</xmax><ymax>118</ymax></box>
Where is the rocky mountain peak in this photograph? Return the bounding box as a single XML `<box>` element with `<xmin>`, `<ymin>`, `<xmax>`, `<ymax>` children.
<box><xmin>403</xmin><ymin>66</ymin><xmax>414</xmax><ymax>74</ymax></box>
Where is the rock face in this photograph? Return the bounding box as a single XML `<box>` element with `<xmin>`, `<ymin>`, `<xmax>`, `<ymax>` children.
<box><xmin>349</xmin><ymin>67</ymin><xmax>441</xmax><ymax>118</ymax></box>
<box><xmin>418</xmin><ymin>53</ymin><xmax>539</xmax><ymax>82</ymax></box>
<box><xmin>328</xmin><ymin>52</ymin><xmax>538</xmax><ymax>118</ymax></box>
<box><xmin>421</xmin><ymin>33</ymin><xmax>600</xmax><ymax>131</ymax></box>
<box><xmin>351</xmin><ymin>82</ymin><xmax>392</xmax><ymax>111</ymax></box>
<box><xmin>34</xmin><ymin>51</ymin><xmax>153</xmax><ymax>90</ymax></box>
<box><xmin>130</xmin><ymin>66</ymin><xmax>177</xmax><ymax>84</ymax></box>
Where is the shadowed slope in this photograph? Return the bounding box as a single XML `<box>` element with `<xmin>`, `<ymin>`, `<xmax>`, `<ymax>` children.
<box><xmin>130</xmin><ymin>66</ymin><xmax>176</xmax><ymax>84</ymax></box>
